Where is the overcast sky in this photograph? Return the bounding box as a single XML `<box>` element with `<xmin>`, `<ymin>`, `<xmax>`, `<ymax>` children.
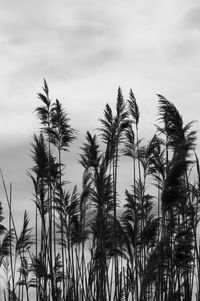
<box><xmin>0</xmin><ymin>0</ymin><xmax>200</xmax><ymax>226</ymax></box>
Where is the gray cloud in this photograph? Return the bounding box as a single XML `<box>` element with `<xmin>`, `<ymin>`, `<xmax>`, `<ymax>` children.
<box><xmin>182</xmin><ymin>4</ymin><xmax>200</xmax><ymax>31</ymax></box>
<box><xmin>161</xmin><ymin>3</ymin><xmax>200</xmax><ymax>63</ymax></box>
<box><xmin>0</xmin><ymin>0</ymin><xmax>123</xmax><ymax>85</ymax></box>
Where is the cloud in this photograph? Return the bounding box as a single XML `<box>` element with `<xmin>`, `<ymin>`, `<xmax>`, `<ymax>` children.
<box><xmin>0</xmin><ymin>0</ymin><xmax>199</xmax><ymax>129</ymax></box>
<box><xmin>0</xmin><ymin>0</ymin><xmax>124</xmax><ymax>149</ymax></box>
<box><xmin>0</xmin><ymin>0</ymin><xmax>123</xmax><ymax>86</ymax></box>
<box><xmin>160</xmin><ymin>3</ymin><xmax>200</xmax><ymax>63</ymax></box>
<box><xmin>182</xmin><ymin>4</ymin><xmax>200</xmax><ymax>31</ymax></box>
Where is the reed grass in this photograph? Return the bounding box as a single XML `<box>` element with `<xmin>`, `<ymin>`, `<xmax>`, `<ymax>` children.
<box><xmin>0</xmin><ymin>81</ymin><xmax>199</xmax><ymax>301</ymax></box>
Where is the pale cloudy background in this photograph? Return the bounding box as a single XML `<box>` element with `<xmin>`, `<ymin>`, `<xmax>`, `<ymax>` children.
<box><xmin>0</xmin><ymin>0</ymin><xmax>200</xmax><ymax>227</ymax></box>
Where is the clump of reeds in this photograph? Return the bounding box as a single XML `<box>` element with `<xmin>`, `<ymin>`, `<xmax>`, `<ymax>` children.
<box><xmin>0</xmin><ymin>80</ymin><xmax>200</xmax><ymax>301</ymax></box>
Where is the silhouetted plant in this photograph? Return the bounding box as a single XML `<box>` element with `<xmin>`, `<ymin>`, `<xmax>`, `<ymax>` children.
<box><xmin>1</xmin><ymin>82</ymin><xmax>200</xmax><ymax>301</ymax></box>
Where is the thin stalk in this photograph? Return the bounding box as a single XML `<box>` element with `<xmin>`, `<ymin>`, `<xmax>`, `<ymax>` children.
<box><xmin>9</xmin><ymin>184</ymin><xmax>15</xmax><ymax>297</ymax></box>
<box><xmin>58</xmin><ymin>148</ymin><xmax>65</xmax><ymax>298</ymax></box>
